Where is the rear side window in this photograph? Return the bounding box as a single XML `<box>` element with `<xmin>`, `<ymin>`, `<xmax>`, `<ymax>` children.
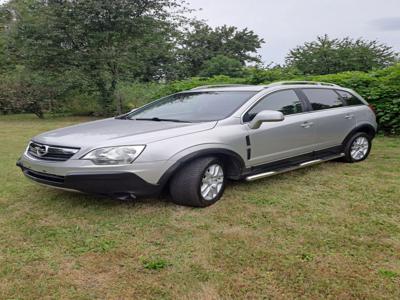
<box><xmin>243</xmin><ymin>90</ymin><xmax>303</xmax><ymax>122</ymax></box>
<box><xmin>302</xmin><ymin>89</ymin><xmax>344</xmax><ymax>111</ymax></box>
<box><xmin>336</xmin><ymin>90</ymin><xmax>364</xmax><ymax>106</ymax></box>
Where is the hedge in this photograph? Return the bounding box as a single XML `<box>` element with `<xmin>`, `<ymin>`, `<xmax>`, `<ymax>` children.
<box><xmin>119</xmin><ymin>65</ymin><xmax>400</xmax><ymax>134</ymax></box>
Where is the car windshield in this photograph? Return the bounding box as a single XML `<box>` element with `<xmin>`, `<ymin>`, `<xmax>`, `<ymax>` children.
<box><xmin>126</xmin><ymin>91</ymin><xmax>257</xmax><ymax>122</ymax></box>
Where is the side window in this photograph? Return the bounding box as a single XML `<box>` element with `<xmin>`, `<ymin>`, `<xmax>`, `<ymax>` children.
<box><xmin>243</xmin><ymin>90</ymin><xmax>303</xmax><ymax>122</ymax></box>
<box><xmin>302</xmin><ymin>88</ymin><xmax>344</xmax><ymax>111</ymax></box>
<box><xmin>336</xmin><ymin>90</ymin><xmax>364</xmax><ymax>106</ymax></box>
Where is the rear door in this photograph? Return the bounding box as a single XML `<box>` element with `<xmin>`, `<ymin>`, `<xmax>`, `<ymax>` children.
<box><xmin>299</xmin><ymin>88</ymin><xmax>357</xmax><ymax>151</ymax></box>
<box><xmin>244</xmin><ymin>89</ymin><xmax>316</xmax><ymax>166</ymax></box>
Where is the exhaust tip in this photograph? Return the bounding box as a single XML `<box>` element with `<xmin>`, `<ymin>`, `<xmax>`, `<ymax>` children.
<box><xmin>114</xmin><ymin>193</ymin><xmax>136</xmax><ymax>201</ymax></box>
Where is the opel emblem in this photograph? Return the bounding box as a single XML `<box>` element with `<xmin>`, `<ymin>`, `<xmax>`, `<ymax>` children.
<box><xmin>34</xmin><ymin>144</ymin><xmax>49</xmax><ymax>157</ymax></box>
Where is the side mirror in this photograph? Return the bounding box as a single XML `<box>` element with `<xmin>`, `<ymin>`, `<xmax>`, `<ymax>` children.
<box><xmin>248</xmin><ymin>110</ymin><xmax>284</xmax><ymax>129</ymax></box>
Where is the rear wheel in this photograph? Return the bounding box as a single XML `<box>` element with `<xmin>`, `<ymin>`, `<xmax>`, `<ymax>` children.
<box><xmin>343</xmin><ymin>132</ymin><xmax>372</xmax><ymax>163</ymax></box>
<box><xmin>169</xmin><ymin>157</ymin><xmax>225</xmax><ymax>207</ymax></box>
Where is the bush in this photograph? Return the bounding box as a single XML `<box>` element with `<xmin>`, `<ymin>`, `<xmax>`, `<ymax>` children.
<box><xmin>0</xmin><ymin>68</ymin><xmax>51</xmax><ymax>118</ymax></box>
<box><xmin>375</xmin><ymin>99</ymin><xmax>400</xmax><ymax>134</ymax></box>
<box><xmin>243</xmin><ymin>66</ymin><xmax>299</xmax><ymax>84</ymax></box>
<box><xmin>113</xmin><ymin>65</ymin><xmax>400</xmax><ymax>134</ymax></box>
<box><xmin>307</xmin><ymin>64</ymin><xmax>400</xmax><ymax>134</ymax></box>
<box><xmin>61</xmin><ymin>92</ymin><xmax>100</xmax><ymax>116</ymax></box>
<box><xmin>116</xmin><ymin>82</ymin><xmax>168</xmax><ymax>111</ymax></box>
<box><xmin>0</xmin><ymin>66</ymin><xmax>87</xmax><ymax>118</ymax></box>
<box><xmin>115</xmin><ymin>76</ymin><xmax>248</xmax><ymax>111</ymax></box>
<box><xmin>2</xmin><ymin>63</ymin><xmax>399</xmax><ymax>134</ymax></box>
<box><xmin>199</xmin><ymin>55</ymin><xmax>244</xmax><ymax>78</ymax></box>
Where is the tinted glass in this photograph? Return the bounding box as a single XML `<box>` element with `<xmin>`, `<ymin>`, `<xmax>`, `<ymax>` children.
<box><xmin>302</xmin><ymin>88</ymin><xmax>344</xmax><ymax>111</ymax></box>
<box><xmin>244</xmin><ymin>90</ymin><xmax>303</xmax><ymax>122</ymax></box>
<box><xmin>336</xmin><ymin>90</ymin><xmax>364</xmax><ymax>106</ymax></box>
<box><xmin>127</xmin><ymin>91</ymin><xmax>256</xmax><ymax>122</ymax></box>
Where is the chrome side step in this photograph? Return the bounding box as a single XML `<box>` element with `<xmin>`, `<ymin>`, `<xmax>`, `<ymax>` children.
<box><xmin>246</xmin><ymin>171</ymin><xmax>276</xmax><ymax>181</ymax></box>
<box><xmin>245</xmin><ymin>153</ymin><xmax>345</xmax><ymax>182</ymax></box>
<box><xmin>300</xmin><ymin>159</ymin><xmax>322</xmax><ymax>167</ymax></box>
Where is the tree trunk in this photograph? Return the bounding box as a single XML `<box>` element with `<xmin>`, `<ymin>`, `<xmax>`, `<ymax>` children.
<box><xmin>115</xmin><ymin>91</ymin><xmax>123</xmax><ymax>115</ymax></box>
<box><xmin>96</xmin><ymin>80</ymin><xmax>115</xmax><ymax>116</ymax></box>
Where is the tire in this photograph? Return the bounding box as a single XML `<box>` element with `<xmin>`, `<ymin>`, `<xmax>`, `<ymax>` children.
<box><xmin>343</xmin><ymin>132</ymin><xmax>372</xmax><ymax>163</ymax></box>
<box><xmin>169</xmin><ymin>157</ymin><xmax>225</xmax><ymax>207</ymax></box>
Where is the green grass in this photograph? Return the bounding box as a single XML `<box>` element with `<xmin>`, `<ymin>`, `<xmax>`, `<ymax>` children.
<box><xmin>1</xmin><ymin>115</ymin><xmax>399</xmax><ymax>299</ymax></box>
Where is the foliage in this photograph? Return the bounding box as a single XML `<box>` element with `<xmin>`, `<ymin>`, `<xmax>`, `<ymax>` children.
<box><xmin>243</xmin><ymin>65</ymin><xmax>299</xmax><ymax>84</ymax></box>
<box><xmin>142</xmin><ymin>258</ymin><xmax>170</xmax><ymax>270</ymax></box>
<box><xmin>116</xmin><ymin>75</ymin><xmax>248</xmax><ymax>112</ymax></box>
<box><xmin>2</xmin><ymin>0</ymin><xmax>188</xmax><ymax>114</ymax></box>
<box><xmin>286</xmin><ymin>35</ymin><xmax>398</xmax><ymax>75</ymax></box>
<box><xmin>117</xmin><ymin>81</ymin><xmax>169</xmax><ymax>110</ymax></box>
<box><xmin>0</xmin><ymin>1</ymin><xmax>266</xmax><ymax>114</ymax></box>
<box><xmin>0</xmin><ymin>66</ymin><xmax>60</xmax><ymax>118</ymax></box>
<box><xmin>115</xmin><ymin>64</ymin><xmax>400</xmax><ymax>134</ymax></box>
<box><xmin>298</xmin><ymin>64</ymin><xmax>400</xmax><ymax>134</ymax></box>
<box><xmin>199</xmin><ymin>55</ymin><xmax>244</xmax><ymax>78</ymax></box>
<box><xmin>0</xmin><ymin>64</ymin><xmax>91</xmax><ymax>117</ymax></box>
<box><xmin>178</xmin><ymin>22</ymin><xmax>264</xmax><ymax>77</ymax></box>
<box><xmin>375</xmin><ymin>99</ymin><xmax>400</xmax><ymax>134</ymax></box>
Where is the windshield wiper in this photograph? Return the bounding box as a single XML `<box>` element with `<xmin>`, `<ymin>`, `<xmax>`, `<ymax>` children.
<box><xmin>133</xmin><ymin>117</ymin><xmax>192</xmax><ymax>123</ymax></box>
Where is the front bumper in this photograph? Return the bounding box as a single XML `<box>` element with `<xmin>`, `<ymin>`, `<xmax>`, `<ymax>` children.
<box><xmin>17</xmin><ymin>160</ymin><xmax>162</xmax><ymax>198</ymax></box>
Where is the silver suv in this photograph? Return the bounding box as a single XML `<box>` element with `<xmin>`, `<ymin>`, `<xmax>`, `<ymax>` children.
<box><xmin>17</xmin><ymin>81</ymin><xmax>377</xmax><ymax>207</ymax></box>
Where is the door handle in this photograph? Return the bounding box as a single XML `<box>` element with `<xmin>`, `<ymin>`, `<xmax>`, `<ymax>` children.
<box><xmin>301</xmin><ymin>121</ymin><xmax>314</xmax><ymax>128</ymax></box>
<box><xmin>345</xmin><ymin>114</ymin><xmax>354</xmax><ymax>120</ymax></box>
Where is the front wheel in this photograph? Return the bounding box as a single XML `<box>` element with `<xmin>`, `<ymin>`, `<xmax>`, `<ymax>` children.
<box><xmin>169</xmin><ymin>157</ymin><xmax>225</xmax><ymax>207</ymax></box>
<box><xmin>343</xmin><ymin>132</ymin><xmax>372</xmax><ymax>163</ymax></box>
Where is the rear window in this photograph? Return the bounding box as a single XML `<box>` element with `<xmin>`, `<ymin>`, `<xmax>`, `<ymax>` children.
<box><xmin>336</xmin><ymin>90</ymin><xmax>364</xmax><ymax>106</ymax></box>
<box><xmin>302</xmin><ymin>89</ymin><xmax>344</xmax><ymax>111</ymax></box>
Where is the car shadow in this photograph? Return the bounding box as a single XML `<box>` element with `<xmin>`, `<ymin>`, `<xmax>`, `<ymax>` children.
<box><xmin>46</xmin><ymin>188</ymin><xmax>173</xmax><ymax>209</ymax></box>
<box><xmin>44</xmin><ymin>161</ymin><xmax>342</xmax><ymax>209</ymax></box>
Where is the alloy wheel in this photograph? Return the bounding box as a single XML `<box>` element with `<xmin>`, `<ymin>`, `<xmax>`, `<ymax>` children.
<box><xmin>200</xmin><ymin>164</ymin><xmax>224</xmax><ymax>201</ymax></box>
<box><xmin>350</xmin><ymin>136</ymin><xmax>369</xmax><ymax>160</ymax></box>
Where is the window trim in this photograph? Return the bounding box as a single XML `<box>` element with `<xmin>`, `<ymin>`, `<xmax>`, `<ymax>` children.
<box><xmin>241</xmin><ymin>88</ymin><xmax>309</xmax><ymax>123</ymax></box>
<box><xmin>333</xmin><ymin>89</ymin><xmax>365</xmax><ymax>107</ymax></box>
<box><xmin>300</xmin><ymin>88</ymin><xmax>347</xmax><ymax>112</ymax></box>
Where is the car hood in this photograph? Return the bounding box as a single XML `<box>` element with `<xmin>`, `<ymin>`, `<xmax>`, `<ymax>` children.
<box><xmin>33</xmin><ymin>118</ymin><xmax>217</xmax><ymax>148</ymax></box>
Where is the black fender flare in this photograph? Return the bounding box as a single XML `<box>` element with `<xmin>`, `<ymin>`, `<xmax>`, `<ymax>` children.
<box><xmin>157</xmin><ymin>148</ymin><xmax>246</xmax><ymax>187</ymax></box>
<box><xmin>342</xmin><ymin>124</ymin><xmax>377</xmax><ymax>145</ymax></box>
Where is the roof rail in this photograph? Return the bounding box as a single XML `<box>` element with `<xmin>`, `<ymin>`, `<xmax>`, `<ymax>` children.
<box><xmin>191</xmin><ymin>84</ymin><xmax>251</xmax><ymax>90</ymax></box>
<box><xmin>266</xmin><ymin>81</ymin><xmax>340</xmax><ymax>87</ymax></box>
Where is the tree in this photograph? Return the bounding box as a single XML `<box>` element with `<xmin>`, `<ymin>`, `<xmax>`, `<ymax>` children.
<box><xmin>0</xmin><ymin>1</ymin><xmax>16</xmax><ymax>72</ymax></box>
<box><xmin>285</xmin><ymin>35</ymin><xmax>398</xmax><ymax>75</ymax></box>
<box><xmin>5</xmin><ymin>0</ymin><xmax>187</xmax><ymax>114</ymax></box>
<box><xmin>179</xmin><ymin>22</ymin><xmax>264</xmax><ymax>77</ymax></box>
<box><xmin>199</xmin><ymin>55</ymin><xmax>243</xmax><ymax>77</ymax></box>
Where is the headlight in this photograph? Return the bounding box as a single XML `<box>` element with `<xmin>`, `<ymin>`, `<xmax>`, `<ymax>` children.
<box><xmin>81</xmin><ymin>145</ymin><xmax>145</xmax><ymax>165</ymax></box>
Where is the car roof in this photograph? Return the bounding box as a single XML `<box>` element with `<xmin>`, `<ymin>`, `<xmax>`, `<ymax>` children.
<box><xmin>191</xmin><ymin>86</ymin><xmax>267</xmax><ymax>92</ymax></box>
<box><xmin>190</xmin><ymin>81</ymin><xmax>344</xmax><ymax>93</ymax></box>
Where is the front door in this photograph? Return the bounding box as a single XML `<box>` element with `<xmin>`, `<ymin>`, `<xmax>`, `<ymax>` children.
<box><xmin>244</xmin><ymin>89</ymin><xmax>316</xmax><ymax>166</ymax></box>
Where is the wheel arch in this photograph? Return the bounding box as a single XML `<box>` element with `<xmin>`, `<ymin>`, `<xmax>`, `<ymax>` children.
<box><xmin>158</xmin><ymin>148</ymin><xmax>246</xmax><ymax>188</ymax></box>
<box><xmin>342</xmin><ymin>123</ymin><xmax>376</xmax><ymax>145</ymax></box>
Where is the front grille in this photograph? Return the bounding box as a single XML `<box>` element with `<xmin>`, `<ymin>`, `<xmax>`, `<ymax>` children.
<box><xmin>27</xmin><ymin>141</ymin><xmax>80</xmax><ymax>161</ymax></box>
<box><xmin>25</xmin><ymin>169</ymin><xmax>65</xmax><ymax>183</ymax></box>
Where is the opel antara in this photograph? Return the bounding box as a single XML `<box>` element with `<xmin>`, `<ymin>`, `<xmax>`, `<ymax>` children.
<box><xmin>17</xmin><ymin>81</ymin><xmax>377</xmax><ymax>207</ymax></box>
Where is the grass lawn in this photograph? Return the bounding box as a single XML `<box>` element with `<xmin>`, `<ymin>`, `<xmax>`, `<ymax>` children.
<box><xmin>0</xmin><ymin>115</ymin><xmax>399</xmax><ymax>299</ymax></box>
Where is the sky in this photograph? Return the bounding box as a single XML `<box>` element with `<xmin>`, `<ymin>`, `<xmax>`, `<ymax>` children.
<box><xmin>187</xmin><ymin>0</ymin><xmax>400</xmax><ymax>65</ymax></box>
